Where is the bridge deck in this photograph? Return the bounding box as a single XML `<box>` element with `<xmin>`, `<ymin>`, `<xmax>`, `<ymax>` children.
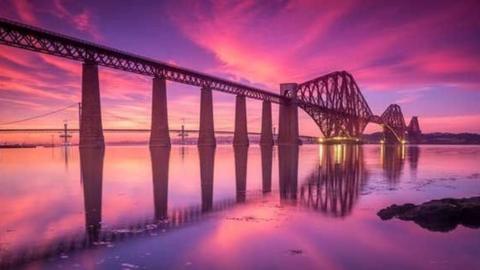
<box><xmin>0</xmin><ymin>18</ymin><xmax>282</xmax><ymax>103</ymax></box>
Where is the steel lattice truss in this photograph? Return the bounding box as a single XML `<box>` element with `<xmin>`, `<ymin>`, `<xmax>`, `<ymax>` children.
<box><xmin>0</xmin><ymin>18</ymin><xmax>281</xmax><ymax>103</ymax></box>
<box><xmin>407</xmin><ymin>116</ymin><xmax>421</xmax><ymax>134</ymax></box>
<box><xmin>292</xmin><ymin>71</ymin><xmax>373</xmax><ymax>138</ymax></box>
<box><xmin>0</xmin><ymin>18</ymin><xmax>412</xmax><ymax>142</ymax></box>
<box><xmin>289</xmin><ymin>72</ymin><xmax>409</xmax><ymax>142</ymax></box>
<box><xmin>407</xmin><ymin>116</ymin><xmax>422</xmax><ymax>143</ymax></box>
<box><xmin>380</xmin><ymin>104</ymin><xmax>407</xmax><ymax>142</ymax></box>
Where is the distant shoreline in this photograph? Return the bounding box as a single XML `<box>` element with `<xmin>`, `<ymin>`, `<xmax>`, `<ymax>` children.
<box><xmin>2</xmin><ymin>132</ymin><xmax>480</xmax><ymax>147</ymax></box>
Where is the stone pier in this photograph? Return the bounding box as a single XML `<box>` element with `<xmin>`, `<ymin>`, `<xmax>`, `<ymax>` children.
<box><xmin>260</xmin><ymin>100</ymin><xmax>274</xmax><ymax>146</ymax></box>
<box><xmin>198</xmin><ymin>86</ymin><xmax>216</xmax><ymax>146</ymax></box>
<box><xmin>80</xmin><ymin>62</ymin><xmax>104</xmax><ymax>148</ymax></box>
<box><xmin>233</xmin><ymin>95</ymin><xmax>249</xmax><ymax>146</ymax></box>
<box><xmin>150</xmin><ymin>76</ymin><xmax>171</xmax><ymax>147</ymax></box>
<box><xmin>278</xmin><ymin>83</ymin><xmax>299</xmax><ymax>146</ymax></box>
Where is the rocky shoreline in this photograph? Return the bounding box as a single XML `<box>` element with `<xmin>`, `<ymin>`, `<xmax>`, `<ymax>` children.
<box><xmin>377</xmin><ymin>197</ymin><xmax>480</xmax><ymax>232</ymax></box>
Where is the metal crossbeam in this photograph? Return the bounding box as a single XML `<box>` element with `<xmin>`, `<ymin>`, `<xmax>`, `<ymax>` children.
<box><xmin>291</xmin><ymin>71</ymin><xmax>375</xmax><ymax>138</ymax></box>
<box><xmin>290</xmin><ymin>71</ymin><xmax>407</xmax><ymax>141</ymax></box>
<box><xmin>380</xmin><ymin>104</ymin><xmax>407</xmax><ymax>142</ymax></box>
<box><xmin>0</xmin><ymin>18</ymin><xmax>412</xmax><ymax>143</ymax></box>
<box><xmin>0</xmin><ymin>18</ymin><xmax>282</xmax><ymax>103</ymax></box>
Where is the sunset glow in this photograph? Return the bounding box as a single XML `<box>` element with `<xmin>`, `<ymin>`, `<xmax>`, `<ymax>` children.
<box><xmin>0</xmin><ymin>0</ymin><xmax>479</xmax><ymax>137</ymax></box>
<box><xmin>1</xmin><ymin>2</ymin><xmax>480</xmax><ymax>269</ymax></box>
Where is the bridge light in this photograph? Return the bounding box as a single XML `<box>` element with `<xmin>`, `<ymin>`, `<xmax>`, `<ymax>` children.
<box><xmin>401</xmin><ymin>139</ymin><xmax>407</xmax><ymax>144</ymax></box>
<box><xmin>318</xmin><ymin>144</ymin><xmax>324</xmax><ymax>164</ymax></box>
<box><xmin>380</xmin><ymin>139</ymin><xmax>385</xmax><ymax>144</ymax></box>
<box><xmin>334</xmin><ymin>144</ymin><xmax>345</xmax><ymax>164</ymax></box>
<box><xmin>317</xmin><ymin>137</ymin><xmax>324</xmax><ymax>143</ymax></box>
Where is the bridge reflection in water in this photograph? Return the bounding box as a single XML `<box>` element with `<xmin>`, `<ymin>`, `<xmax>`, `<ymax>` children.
<box><xmin>1</xmin><ymin>144</ymin><xmax>419</xmax><ymax>268</ymax></box>
<box><xmin>379</xmin><ymin>144</ymin><xmax>419</xmax><ymax>185</ymax></box>
<box><xmin>150</xmin><ymin>147</ymin><xmax>170</xmax><ymax>220</ymax></box>
<box><xmin>80</xmin><ymin>148</ymin><xmax>105</xmax><ymax>244</ymax></box>
<box><xmin>279</xmin><ymin>146</ymin><xmax>299</xmax><ymax>202</ymax></box>
<box><xmin>408</xmin><ymin>145</ymin><xmax>420</xmax><ymax>177</ymax></box>
<box><xmin>300</xmin><ymin>145</ymin><xmax>367</xmax><ymax>217</ymax></box>
<box><xmin>199</xmin><ymin>146</ymin><xmax>215</xmax><ymax>212</ymax></box>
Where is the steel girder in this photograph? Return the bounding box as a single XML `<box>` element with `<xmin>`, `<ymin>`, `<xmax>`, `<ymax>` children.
<box><xmin>0</xmin><ymin>18</ymin><xmax>415</xmax><ymax>140</ymax></box>
<box><xmin>288</xmin><ymin>71</ymin><xmax>409</xmax><ymax>142</ymax></box>
<box><xmin>407</xmin><ymin>116</ymin><xmax>421</xmax><ymax>134</ymax></box>
<box><xmin>407</xmin><ymin>116</ymin><xmax>422</xmax><ymax>143</ymax></box>
<box><xmin>0</xmin><ymin>18</ymin><xmax>281</xmax><ymax>103</ymax></box>
<box><xmin>381</xmin><ymin>104</ymin><xmax>407</xmax><ymax>142</ymax></box>
<box><xmin>291</xmin><ymin>71</ymin><xmax>373</xmax><ymax>138</ymax></box>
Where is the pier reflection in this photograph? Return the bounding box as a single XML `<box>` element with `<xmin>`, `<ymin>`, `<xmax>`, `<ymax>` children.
<box><xmin>150</xmin><ymin>147</ymin><xmax>171</xmax><ymax>220</ymax></box>
<box><xmin>408</xmin><ymin>145</ymin><xmax>420</xmax><ymax>174</ymax></box>
<box><xmin>79</xmin><ymin>147</ymin><xmax>104</xmax><ymax>242</ymax></box>
<box><xmin>381</xmin><ymin>144</ymin><xmax>406</xmax><ymax>185</ymax></box>
<box><xmin>199</xmin><ymin>146</ymin><xmax>215</xmax><ymax>212</ymax></box>
<box><xmin>234</xmin><ymin>146</ymin><xmax>248</xmax><ymax>203</ymax></box>
<box><xmin>300</xmin><ymin>145</ymin><xmax>367</xmax><ymax>217</ymax></box>
<box><xmin>260</xmin><ymin>145</ymin><xmax>273</xmax><ymax>193</ymax></box>
<box><xmin>278</xmin><ymin>146</ymin><xmax>299</xmax><ymax>201</ymax></box>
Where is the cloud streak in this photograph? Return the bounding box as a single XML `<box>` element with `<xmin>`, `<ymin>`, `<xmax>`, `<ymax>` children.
<box><xmin>168</xmin><ymin>0</ymin><xmax>480</xmax><ymax>93</ymax></box>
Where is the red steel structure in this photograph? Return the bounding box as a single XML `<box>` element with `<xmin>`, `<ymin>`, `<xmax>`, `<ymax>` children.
<box><xmin>289</xmin><ymin>72</ymin><xmax>410</xmax><ymax>143</ymax></box>
<box><xmin>0</xmin><ymin>18</ymin><xmax>414</xmax><ymax>145</ymax></box>
<box><xmin>407</xmin><ymin>116</ymin><xmax>422</xmax><ymax>143</ymax></box>
<box><xmin>289</xmin><ymin>71</ymin><xmax>372</xmax><ymax>139</ymax></box>
<box><xmin>380</xmin><ymin>104</ymin><xmax>407</xmax><ymax>143</ymax></box>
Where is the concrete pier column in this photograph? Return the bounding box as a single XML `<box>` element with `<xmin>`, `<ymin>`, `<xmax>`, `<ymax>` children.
<box><xmin>198</xmin><ymin>86</ymin><xmax>216</xmax><ymax>146</ymax></box>
<box><xmin>80</xmin><ymin>62</ymin><xmax>104</xmax><ymax>148</ymax></box>
<box><xmin>233</xmin><ymin>95</ymin><xmax>249</xmax><ymax>146</ymax></box>
<box><xmin>260</xmin><ymin>100</ymin><xmax>274</xmax><ymax>146</ymax></box>
<box><xmin>278</xmin><ymin>83</ymin><xmax>299</xmax><ymax>145</ymax></box>
<box><xmin>150</xmin><ymin>76</ymin><xmax>171</xmax><ymax>147</ymax></box>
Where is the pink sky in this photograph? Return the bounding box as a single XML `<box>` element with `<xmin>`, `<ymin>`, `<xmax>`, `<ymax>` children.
<box><xmin>0</xmin><ymin>0</ymin><xmax>479</xmax><ymax>138</ymax></box>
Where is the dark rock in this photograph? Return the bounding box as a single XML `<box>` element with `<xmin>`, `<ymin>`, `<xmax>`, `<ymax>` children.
<box><xmin>378</xmin><ymin>203</ymin><xmax>416</xmax><ymax>220</ymax></box>
<box><xmin>377</xmin><ymin>197</ymin><xmax>480</xmax><ymax>232</ymax></box>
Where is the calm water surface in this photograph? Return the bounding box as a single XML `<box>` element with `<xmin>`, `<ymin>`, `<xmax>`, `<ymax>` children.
<box><xmin>0</xmin><ymin>145</ymin><xmax>479</xmax><ymax>269</ymax></box>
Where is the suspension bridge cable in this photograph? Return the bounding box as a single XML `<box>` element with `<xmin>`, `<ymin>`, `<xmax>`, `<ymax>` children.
<box><xmin>0</xmin><ymin>103</ymin><xmax>78</xmax><ymax>126</ymax></box>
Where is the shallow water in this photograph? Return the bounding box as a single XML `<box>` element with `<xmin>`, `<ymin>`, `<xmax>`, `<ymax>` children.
<box><xmin>0</xmin><ymin>144</ymin><xmax>479</xmax><ymax>269</ymax></box>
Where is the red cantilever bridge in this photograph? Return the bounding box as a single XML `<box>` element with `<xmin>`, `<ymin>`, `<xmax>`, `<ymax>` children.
<box><xmin>0</xmin><ymin>18</ymin><xmax>421</xmax><ymax>147</ymax></box>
